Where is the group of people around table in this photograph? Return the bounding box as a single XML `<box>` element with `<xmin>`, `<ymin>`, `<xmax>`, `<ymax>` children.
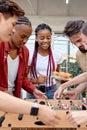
<box><xmin>1</xmin><ymin>0</ymin><xmax>87</xmax><ymax>127</ymax></box>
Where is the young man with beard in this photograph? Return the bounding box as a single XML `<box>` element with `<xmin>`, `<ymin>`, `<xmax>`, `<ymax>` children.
<box><xmin>64</xmin><ymin>20</ymin><xmax>87</xmax><ymax>72</ymax></box>
<box><xmin>54</xmin><ymin>20</ymin><xmax>87</xmax><ymax>100</ymax></box>
<box><xmin>58</xmin><ymin>22</ymin><xmax>87</xmax><ymax>126</ymax></box>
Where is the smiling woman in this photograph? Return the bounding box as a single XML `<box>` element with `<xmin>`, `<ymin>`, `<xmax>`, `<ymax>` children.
<box><xmin>27</xmin><ymin>23</ymin><xmax>63</xmax><ymax>99</ymax></box>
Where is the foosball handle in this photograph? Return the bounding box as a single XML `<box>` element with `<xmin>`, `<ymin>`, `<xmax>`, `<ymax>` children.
<box><xmin>18</xmin><ymin>114</ymin><xmax>23</xmax><ymax>120</ymax></box>
<box><xmin>0</xmin><ymin>112</ymin><xmax>7</xmax><ymax>127</ymax></box>
<box><xmin>77</xmin><ymin>125</ymin><xmax>80</xmax><ymax>128</ymax></box>
<box><xmin>66</xmin><ymin>111</ymin><xmax>69</xmax><ymax>115</ymax></box>
<box><xmin>0</xmin><ymin>116</ymin><xmax>5</xmax><ymax>126</ymax></box>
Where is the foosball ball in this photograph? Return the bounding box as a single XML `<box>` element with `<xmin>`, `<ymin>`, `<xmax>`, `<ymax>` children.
<box><xmin>0</xmin><ymin>99</ymin><xmax>87</xmax><ymax>130</ymax></box>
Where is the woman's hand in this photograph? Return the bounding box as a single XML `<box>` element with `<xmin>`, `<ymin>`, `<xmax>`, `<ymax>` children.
<box><xmin>33</xmin><ymin>88</ymin><xmax>47</xmax><ymax>99</ymax></box>
<box><xmin>30</xmin><ymin>75</ymin><xmax>47</xmax><ymax>85</ymax></box>
<box><xmin>37</xmin><ymin>75</ymin><xmax>47</xmax><ymax>84</ymax></box>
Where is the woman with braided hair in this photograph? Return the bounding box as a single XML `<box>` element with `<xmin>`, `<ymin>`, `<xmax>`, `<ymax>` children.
<box><xmin>27</xmin><ymin>23</ymin><xmax>63</xmax><ymax>99</ymax></box>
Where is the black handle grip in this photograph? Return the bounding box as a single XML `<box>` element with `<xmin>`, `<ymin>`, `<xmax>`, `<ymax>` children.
<box><xmin>18</xmin><ymin>114</ymin><xmax>23</xmax><ymax>120</ymax></box>
<box><xmin>66</xmin><ymin>111</ymin><xmax>69</xmax><ymax>115</ymax></box>
<box><xmin>0</xmin><ymin>116</ymin><xmax>5</xmax><ymax>126</ymax></box>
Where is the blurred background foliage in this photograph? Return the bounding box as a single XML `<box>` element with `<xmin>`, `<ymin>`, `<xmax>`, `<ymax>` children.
<box><xmin>61</xmin><ymin>60</ymin><xmax>82</xmax><ymax>77</ymax></box>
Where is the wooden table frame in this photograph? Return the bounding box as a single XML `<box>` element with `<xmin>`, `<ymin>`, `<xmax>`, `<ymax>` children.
<box><xmin>0</xmin><ymin>100</ymin><xmax>86</xmax><ymax>130</ymax></box>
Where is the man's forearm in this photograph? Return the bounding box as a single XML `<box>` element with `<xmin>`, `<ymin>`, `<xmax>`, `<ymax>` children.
<box><xmin>75</xmin><ymin>82</ymin><xmax>87</xmax><ymax>94</ymax></box>
<box><xmin>61</xmin><ymin>72</ymin><xmax>87</xmax><ymax>90</ymax></box>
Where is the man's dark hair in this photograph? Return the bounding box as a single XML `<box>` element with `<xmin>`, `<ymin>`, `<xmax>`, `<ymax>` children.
<box><xmin>63</xmin><ymin>20</ymin><xmax>85</xmax><ymax>37</ymax></box>
<box><xmin>0</xmin><ymin>0</ymin><xmax>25</xmax><ymax>18</ymax></box>
<box><xmin>81</xmin><ymin>22</ymin><xmax>87</xmax><ymax>36</ymax></box>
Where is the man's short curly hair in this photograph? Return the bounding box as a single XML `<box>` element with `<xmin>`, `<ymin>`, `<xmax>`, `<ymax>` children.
<box><xmin>63</xmin><ymin>20</ymin><xmax>85</xmax><ymax>37</ymax></box>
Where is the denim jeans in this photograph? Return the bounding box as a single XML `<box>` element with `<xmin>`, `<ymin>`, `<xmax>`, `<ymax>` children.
<box><xmin>27</xmin><ymin>85</ymin><xmax>57</xmax><ymax>99</ymax></box>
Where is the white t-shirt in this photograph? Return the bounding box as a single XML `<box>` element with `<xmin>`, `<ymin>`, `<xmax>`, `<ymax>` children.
<box><xmin>7</xmin><ymin>55</ymin><xmax>19</xmax><ymax>92</ymax></box>
<box><xmin>28</xmin><ymin>50</ymin><xmax>63</xmax><ymax>87</ymax></box>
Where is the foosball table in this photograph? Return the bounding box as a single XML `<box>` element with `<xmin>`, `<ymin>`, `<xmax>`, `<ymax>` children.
<box><xmin>0</xmin><ymin>99</ymin><xmax>87</xmax><ymax>130</ymax></box>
